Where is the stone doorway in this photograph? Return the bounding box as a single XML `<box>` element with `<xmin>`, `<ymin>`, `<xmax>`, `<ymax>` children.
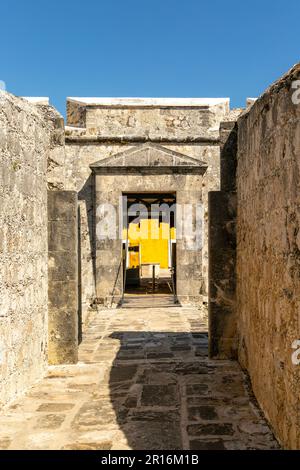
<box><xmin>90</xmin><ymin>143</ymin><xmax>207</xmax><ymax>308</ymax></box>
<box><xmin>122</xmin><ymin>192</ymin><xmax>176</xmax><ymax>304</ymax></box>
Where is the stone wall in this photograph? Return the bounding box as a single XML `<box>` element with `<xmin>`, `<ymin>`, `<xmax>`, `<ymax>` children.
<box><xmin>0</xmin><ymin>92</ymin><xmax>60</xmax><ymax>405</ymax></box>
<box><xmin>236</xmin><ymin>64</ymin><xmax>300</xmax><ymax>449</ymax></box>
<box><xmin>66</xmin><ymin>98</ymin><xmax>229</xmax><ymax>139</ymax></box>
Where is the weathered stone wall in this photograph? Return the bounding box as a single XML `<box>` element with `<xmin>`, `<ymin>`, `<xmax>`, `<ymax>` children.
<box><xmin>84</xmin><ymin>104</ymin><xmax>226</xmax><ymax>139</ymax></box>
<box><xmin>236</xmin><ymin>64</ymin><xmax>300</xmax><ymax>449</ymax></box>
<box><xmin>67</xmin><ymin>98</ymin><xmax>229</xmax><ymax>138</ymax></box>
<box><xmin>0</xmin><ymin>92</ymin><xmax>59</xmax><ymax>405</ymax></box>
<box><xmin>46</xmin><ymin>109</ymin><xmax>66</xmax><ymax>191</ymax></box>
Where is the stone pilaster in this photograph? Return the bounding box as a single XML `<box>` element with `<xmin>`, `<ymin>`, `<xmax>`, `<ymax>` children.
<box><xmin>48</xmin><ymin>190</ymin><xmax>78</xmax><ymax>364</ymax></box>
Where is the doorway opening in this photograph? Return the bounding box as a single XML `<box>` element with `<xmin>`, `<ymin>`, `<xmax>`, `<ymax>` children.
<box><xmin>122</xmin><ymin>192</ymin><xmax>177</xmax><ymax>304</ymax></box>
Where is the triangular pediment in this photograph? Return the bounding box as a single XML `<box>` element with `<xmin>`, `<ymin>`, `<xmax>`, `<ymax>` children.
<box><xmin>90</xmin><ymin>143</ymin><xmax>207</xmax><ymax>169</ymax></box>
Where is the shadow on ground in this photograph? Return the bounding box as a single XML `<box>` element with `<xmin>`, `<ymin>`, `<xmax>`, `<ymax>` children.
<box><xmin>108</xmin><ymin>331</ymin><xmax>208</xmax><ymax>450</ymax></box>
<box><xmin>0</xmin><ymin>309</ymin><xmax>280</xmax><ymax>450</ymax></box>
<box><xmin>90</xmin><ymin>330</ymin><xmax>279</xmax><ymax>450</ymax></box>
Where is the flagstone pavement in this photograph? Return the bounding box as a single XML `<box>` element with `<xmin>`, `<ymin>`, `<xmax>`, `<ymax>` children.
<box><xmin>0</xmin><ymin>305</ymin><xmax>280</xmax><ymax>450</ymax></box>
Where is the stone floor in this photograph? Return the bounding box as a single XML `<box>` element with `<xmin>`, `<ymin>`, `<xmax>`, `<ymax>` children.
<box><xmin>0</xmin><ymin>305</ymin><xmax>280</xmax><ymax>450</ymax></box>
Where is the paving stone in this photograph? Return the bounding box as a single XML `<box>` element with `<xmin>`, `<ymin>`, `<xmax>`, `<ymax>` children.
<box><xmin>188</xmin><ymin>406</ymin><xmax>218</xmax><ymax>421</ymax></box>
<box><xmin>175</xmin><ymin>363</ymin><xmax>213</xmax><ymax>375</ymax></box>
<box><xmin>36</xmin><ymin>403</ymin><xmax>75</xmax><ymax>412</ymax></box>
<box><xmin>188</xmin><ymin>423</ymin><xmax>235</xmax><ymax>436</ymax></box>
<box><xmin>238</xmin><ymin>421</ymin><xmax>272</xmax><ymax>435</ymax></box>
<box><xmin>35</xmin><ymin>414</ymin><xmax>66</xmax><ymax>429</ymax></box>
<box><xmin>0</xmin><ymin>438</ymin><xmax>11</xmax><ymax>450</ymax></box>
<box><xmin>62</xmin><ymin>441</ymin><xmax>112</xmax><ymax>450</ymax></box>
<box><xmin>117</xmin><ymin>354</ymin><xmax>145</xmax><ymax>360</ymax></box>
<box><xmin>141</xmin><ymin>385</ymin><xmax>179</xmax><ymax>406</ymax></box>
<box><xmin>186</xmin><ymin>384</ymin><xmax>209</xmax><ymax>396</ymax></box>
<box><xmin>109</xmin><ymin>382</ymin><xmax>132</xmax><ymax>397</ymax></box>
<box><xmin>72</xmin><ymin>401</ymin><xmax>119</xmax><ymax>429</ymax></box>
<box><xmin>146</xmin><ymin>352</ymin><xmax>174</xmax><ymax>359</ymax></box>
<box><xmin>137</xmin><ymin>370</ymin><xmax>177</xmax><ymax>385</ymax></box>
<box><xmin>188</xmin><ymin>396</ymin><xmax>232</xmax><ymax>406</ymax></box>
<box><xmin>109</xmin><ymin>365</ymin><xmax>138</xmax><ymax>382</ymax></box>
<box><xmin>122</xmin><ymin>421</ymin><xmax>182</xmax><ymax>450</ymax></box>
<box><xmin>128</xmin><ymin>408</ymin><xmax>180</xmax><ymax>423</ymax></box>
<box><xmin>190</xmin><ymin>439</ymin><xmax>225</xmax><ymax>450</ymax></box>
<box><xmin>171</xmin><ymin>345</ymin><xmax>192</xmax><ymax>351</ymax></box>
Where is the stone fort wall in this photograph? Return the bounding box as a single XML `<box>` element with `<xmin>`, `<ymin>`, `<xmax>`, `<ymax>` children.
<box><xmin>0</xmin><ymin>93</ymin><xmax>61</xmax><ymax>405</ymax></box>
<box><xmin>236</xmin><ymin>64</ymin><xmax>300</xmax><ymax>449</ymax></box>
<box><xmin>208</xmin><ymin>65</ymin><xmax>300</xmax><ymax>448</ymax></box>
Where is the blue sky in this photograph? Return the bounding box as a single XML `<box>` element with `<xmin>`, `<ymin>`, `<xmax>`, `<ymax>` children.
<box><xmin>1</xmin><ymin>0</ymin><xmax>299</xmax><ymax>116</ymax></box>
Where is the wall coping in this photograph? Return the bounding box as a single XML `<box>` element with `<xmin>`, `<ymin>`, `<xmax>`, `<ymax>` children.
<box><xmin>67</xmin><ymin>97</ymin><xmax>230</xmax><ymax>108</ymax></box>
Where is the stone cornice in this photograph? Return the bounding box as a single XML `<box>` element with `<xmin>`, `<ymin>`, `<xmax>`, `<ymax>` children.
<box><xmin>90</xmin><ymin>165</ymin><xmax>207</xmax><ymax>175</ymax></box>
<box><xmin>65</xmin><ymin>135</ymin><xmax>220</xmax><ymax>145</ymax></box>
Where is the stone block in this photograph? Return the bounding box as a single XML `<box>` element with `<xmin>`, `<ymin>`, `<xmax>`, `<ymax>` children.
<box><xmin>48</xmin><ymin>280</ymin><xmax>78</xmax><ymax>310</ymax></box>
<box><xmin>48</xmin><ymin>251</ymin><xmax>77</xmax><ymax>282</ymax></box>
<box><xmin>48</xmin><ymin>191</ymin><xmax>77</xmax><ymax>221</ymax></box>
<box><xmin>48</xmin><ymin>220</ymin><xmax>77</xmax><ymax>252</ymax></box>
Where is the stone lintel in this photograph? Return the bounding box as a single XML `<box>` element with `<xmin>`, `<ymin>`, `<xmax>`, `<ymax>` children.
<box><xmin>90</xmin><ymin>166</ymin><xmax>207</xmax><ymax>175</ymax></box>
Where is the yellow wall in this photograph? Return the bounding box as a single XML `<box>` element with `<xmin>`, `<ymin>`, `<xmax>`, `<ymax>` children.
<box><xmin>123</xmin><ymin>219</ymin><xmax>175</xmax><ymax>269</ymax></box>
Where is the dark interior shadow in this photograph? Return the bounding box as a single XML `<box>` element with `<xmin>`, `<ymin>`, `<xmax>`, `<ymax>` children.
<box><xmin>110</xmin><ymin>259</ymin><xmax>123</xmax><ymax>308</ymax></box>
<box><xmin>77</xmin><ymin>206</ymin><xmax>83</xmax><ymax>344</ymax></box>
<box><xmin>78</xmin><ymin>174</ymin><xmax>97</xmax><ymax>297</ymax></box>
<box><xmin>108</xmin><ymin>331</ymin><xmax>209</xmax><ymax>450</ymax></box>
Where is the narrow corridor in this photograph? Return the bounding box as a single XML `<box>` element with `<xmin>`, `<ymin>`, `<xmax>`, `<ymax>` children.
<box><xmin>0</xmin><ymin>306</ymin><xmax>279</xmax><ymax>450</ymax></box>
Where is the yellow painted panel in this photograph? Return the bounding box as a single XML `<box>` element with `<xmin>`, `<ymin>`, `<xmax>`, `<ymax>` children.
<box><xmin>140</xmin><ymin>220</ymin><xmax>169</xmax><ymax>269</ymax></box>
<box><xmin>140</xmin><ymin>219</ymin><xmax>160</xmax><ymax>240</ymax></box>
<box><xmin>124</xmin><ymin>219</ymin><xmax>173</xmax><ymax>269</ymax></box>
<box><xmin>160</xmin><ymin>222</ymin><xmax>170</xmax><ymax>240</ymax></box>
<box><xmin>129</xmin><ymin>251</ymin><xmax>139</xmax><ymax>268</ymax></box>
